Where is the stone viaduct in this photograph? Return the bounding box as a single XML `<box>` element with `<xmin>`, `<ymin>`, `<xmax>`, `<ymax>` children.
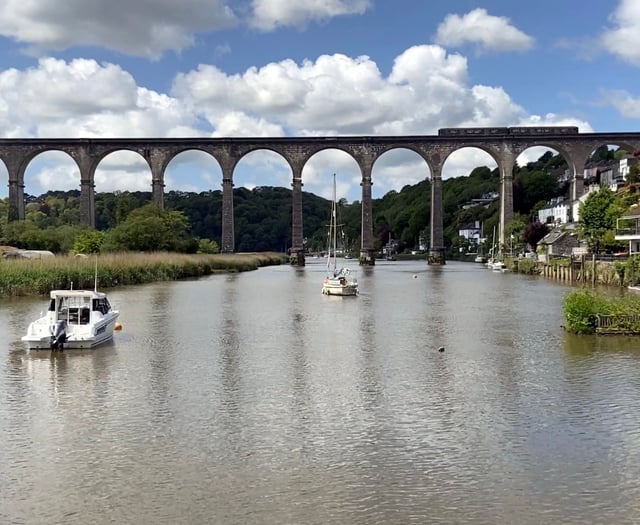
<box><xmin>1</xmin><ymin>127</ymin><xmax>639</xmax><ymax>265</ymax></box>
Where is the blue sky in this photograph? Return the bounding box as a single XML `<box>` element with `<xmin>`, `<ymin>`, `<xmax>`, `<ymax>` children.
<box><xmin>0</xmin><ymin>0</ymin><xmax>638</xmax><ymax>202</ymax></box>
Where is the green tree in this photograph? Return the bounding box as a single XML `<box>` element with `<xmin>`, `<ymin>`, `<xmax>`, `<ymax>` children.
<box><xmin>73</xmin><ymin>230</ymin><xmax>106</xmax><ymax>254</ymax></box>
<box><xmin>523</xmin><ymin>221</ymin><xmax>549</xmax><ymax>250</ymax></box>
<box><xmin>614</xmin><ymin>148</ymin><xmax>629</xmax><ymax>160</ymax></box>
<box><xmin>504</xmin><ymin>218</ymin><xmax>527</xmax><ymax>254</ymax></box>
<box><xmin>578</xmin><ymin>188</ymin><xmax>618</xmax><ymax>253</ymax></box>
<box><xmin>513</xmin><ymin>169</ymin><xmax>557</xmax><ymax>217</ymax></box>
<box><xmin>600</xmin><ymin>229</ymin><xmax>626</xmax><ymax>254</ymax></box>
<box><xmin>590</xmin><ymin>145</ymin><xmax>614</xmax><ymax>163</ymax></box>
<box><xmin>627</xmin><ymin>163</ymin><xmax>640</xmax><ymax>184</ymax></box>
<box><xmin>197</xmin><ymin>238</ymin><xmax>220</xmax><ymax>254</ymax></box>
<box><xmin>103</xmin><ymin>204</ymin><xmax>192</xmax><ymax>252</ymax></box>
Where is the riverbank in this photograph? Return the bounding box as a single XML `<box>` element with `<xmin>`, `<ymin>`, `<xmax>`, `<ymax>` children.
<box><xmin>506</xmin><ymin>255</ymin><xmax>637</xmax><ymax>288</ymax></box>
<box><xmin>0</xmin><ymin>251</ymin><xmax>288</xmax><ymax>297</ymax></box>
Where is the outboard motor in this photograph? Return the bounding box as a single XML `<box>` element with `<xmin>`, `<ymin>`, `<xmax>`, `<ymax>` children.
<box><xmin>50</xmin><ymin>320</ymin><xmax>67</xmax><ymax>350</ymax></box>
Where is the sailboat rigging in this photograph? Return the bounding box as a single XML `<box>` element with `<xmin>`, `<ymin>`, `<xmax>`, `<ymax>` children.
<box><xmin>322</xmin><ymin>174</ymin><xmax>358</xmax><ymax>296</ymax></box>
<box><xmin>487</xmin><ymin>225</ymin><xmax>506</xmax><ymax>271</ymax></box>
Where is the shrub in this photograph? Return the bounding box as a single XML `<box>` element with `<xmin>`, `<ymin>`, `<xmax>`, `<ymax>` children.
<box><xmin>563</xmin><ymin>290</ymin><xmax>606</xmax><ymax>334</ymax></box>
<box><xmin>516</xmin><ymin>258</ymin><xmax>538</xmax><ymax>275</ymax></box>
<box><xmin>563</xmin><ymin>289</ymin><xmax>640</xmax><ymax>334</ymax></box>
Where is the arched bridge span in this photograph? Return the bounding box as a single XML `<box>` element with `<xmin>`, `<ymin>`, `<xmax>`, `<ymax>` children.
<box><xmin>1</xmin><ymin>127</ymin><xmax>638</xmax><ymax>265</ymax></box>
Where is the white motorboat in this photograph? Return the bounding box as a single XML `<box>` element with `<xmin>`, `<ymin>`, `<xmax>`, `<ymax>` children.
<box><xmin>22</xmin><ymin>288</ymin><xmax>120</xmax><ymax>350</ymax></box>
<box><xmin>322</xmin><ymin>174</ymin><xmax>358</xmax><ymax>297</ymax></box>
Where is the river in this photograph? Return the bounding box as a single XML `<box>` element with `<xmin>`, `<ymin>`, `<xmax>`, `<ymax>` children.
<box><xmin>1</xmin><ymin>259</ymin><xmax>640</xmax><ymax>524</ymax></box>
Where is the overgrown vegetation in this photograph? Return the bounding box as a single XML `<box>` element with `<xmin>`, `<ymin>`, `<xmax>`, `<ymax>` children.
<box><xmin>0</xmin><ymin>252</ymin><xmax>287</xmax><ymax>296</ymax></box>
<box><xmin>515</xmin><ymin>258</ymin><xmax>538</xmax><ymax>275</ymax></box>
<box><xmin>563</xmin><ymin>289</ymin><xmax>640</xmax><ymax>334</ymax></box>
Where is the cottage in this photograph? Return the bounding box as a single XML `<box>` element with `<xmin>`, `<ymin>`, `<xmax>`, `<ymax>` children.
<box><xmin>458</xmin><ymin>220</ymin><xmax>482</xmax><ymax>251</ymax></box>
<box><xmin>538</xmin><ymin>229</ymin><xmax>581</xmax><ymax>262</ymax></box>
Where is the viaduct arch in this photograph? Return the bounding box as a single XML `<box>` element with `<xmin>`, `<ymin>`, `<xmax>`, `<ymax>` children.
<box><xmin>1</xmin><ymin>127</ymin><xmax>639</xmax><ymax>265</ymax></box>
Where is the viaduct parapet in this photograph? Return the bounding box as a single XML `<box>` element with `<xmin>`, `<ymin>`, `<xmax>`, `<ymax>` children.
<box><xmin>1</xmin><ymin>127</ymin><xmax>638</xmax><ymax>265</ymax></box>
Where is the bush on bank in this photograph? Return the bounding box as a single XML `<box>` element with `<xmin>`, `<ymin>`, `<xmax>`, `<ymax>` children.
<box><xmin>563</xmin><ymin>289</ymin><xmax>640</xmax><ymax>334</ymax></box>
<box><xmin>513</xmin><ymin>258</ymin><xmax>538</xmax><ymax>274</ymax></box>
<box><xmin>0</xmin><ymin>252</ymin><xmax>287</xmax><ymax>296</ymax></box>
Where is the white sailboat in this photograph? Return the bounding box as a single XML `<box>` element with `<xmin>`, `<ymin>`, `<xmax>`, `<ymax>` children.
<box><xmin>486</xmin><ymin>225</ymin><xmax>506</xmax><ymax>271</ymax></box>
<box><xmin>322</xmin><ymin>174</ymin><xmax>358</xmax><ymax>296</ymax></box>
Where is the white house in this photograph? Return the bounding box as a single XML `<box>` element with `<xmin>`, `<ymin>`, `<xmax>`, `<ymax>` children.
<box><xmin>619</xmin><ymin>156</ymin><xmax>639</xmax><ymax>181</ymax></box>
<box><xmin>458</xmin><ymin>220</ymin><xmax>482</xmax><ymax>250</ymax></box>
<box><xmin>615</xmin><ymin>205</ymin><xmax>640</xmax><ymax>254</ymax></box>
<box><xmin>538</xmin><ymin>197</ymin><xmax>570</xmax><ymax>225</ymax></box>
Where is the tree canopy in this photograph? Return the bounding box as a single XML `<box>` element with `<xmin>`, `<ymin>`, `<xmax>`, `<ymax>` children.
<box><xmin>578</xmin><ymin>188</ymin><xmax>618</xmax><ymax>253</ymax></box>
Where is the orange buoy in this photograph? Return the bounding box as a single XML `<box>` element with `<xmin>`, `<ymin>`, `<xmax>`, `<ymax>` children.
<box><xmin>114</xmin><ymin>322</ymin><xmax>123</xmax><ymax>331</ymax></box>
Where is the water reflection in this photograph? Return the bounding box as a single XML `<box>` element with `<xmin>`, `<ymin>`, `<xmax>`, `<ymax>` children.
<box><xmin>219</xmin><ymin>274</ymin><xmax>243</xmax><ymax>454</ymax></box>
<box><xmin>563</xmin><ymin>330</ymin><xmax>640</xmax><ymax>356</ymax></box>
<box><xmin>2</xmin><ymin>261</ymin><xmax>640</xmax><ymax>524</ymax></box>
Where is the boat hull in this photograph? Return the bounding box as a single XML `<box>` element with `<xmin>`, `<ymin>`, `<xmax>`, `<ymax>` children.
<box><xmin>22</xmin><ymin>312</ymin><xmax>119</xmax><ymax>350</ymax></box>
<box><xmin>322</xmin><ymin>285</ymin><xmax>358</xmax><ymax>296</ymax></box>
<box><xmin>486</xmin><ymin>259</ymin><xmax>507</xmax><ymax>271</ymax></box>
<box><xmin>22</xmin><ymin>287</ymin><xmax>120</xmax><ymax>350</ymax></box>
<box><xmin>322</xmin><ymin>277</ymin><xmax>358</xmax><ymax>296</ymax></box>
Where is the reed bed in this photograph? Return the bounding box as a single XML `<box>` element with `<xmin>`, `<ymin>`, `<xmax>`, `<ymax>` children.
<box><xmin>0</xmin><ymin>251</ymin><xmax>287</xmax><ymax>296</ymax></box>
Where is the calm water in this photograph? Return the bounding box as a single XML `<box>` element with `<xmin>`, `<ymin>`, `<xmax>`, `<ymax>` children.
<box><xmin>1</xmin><ymin>260</ymin><xmax>640</xmax><ymax>524</ymax></box>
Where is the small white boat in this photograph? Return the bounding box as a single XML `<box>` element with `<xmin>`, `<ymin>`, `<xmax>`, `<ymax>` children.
<box><xmin>22</xmin><ymin>288</ymin><xmax>120</xmax><ymax>350</ymax></box>
<box><xmin>488</xmin><ymin>260</ymin><xmax>507</xmax><ymax>272</ymax></box>
<box><xmin>485</xmin><ymin>226</ymin><xmax>507</xmax><ymax>271</ymax></box>
<box><xmin>323</xmin><ymin>267</ymin><xmax>358</xmax><ymax>296</ymax></box>
<box><xmin>322</xmin><ymin>174</ymin><xmax>358</xmax><ymax>297</ymax></box>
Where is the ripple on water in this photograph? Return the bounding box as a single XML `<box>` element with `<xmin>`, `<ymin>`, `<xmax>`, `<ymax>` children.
<box><xmin>2</xmin><ymin>264</ymin><xmax>640</xmax><ymax>524</ymax></box>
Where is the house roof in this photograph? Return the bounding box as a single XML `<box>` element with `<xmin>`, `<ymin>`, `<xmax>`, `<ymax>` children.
<box><xmin>540</xmin><ymin>229</ymin><xmax>578</xmax><ymax>245</ymax></box>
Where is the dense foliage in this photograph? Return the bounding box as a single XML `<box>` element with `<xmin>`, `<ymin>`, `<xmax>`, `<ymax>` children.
<box><xmin>578</xmin><ymin>185</ymin><xmax>638</xmax><ymax>254</ymax></box>
<box><xmin>523</xmin><ymin>221</ymin><xmax>549</xmax><ymax>250</ymax></box>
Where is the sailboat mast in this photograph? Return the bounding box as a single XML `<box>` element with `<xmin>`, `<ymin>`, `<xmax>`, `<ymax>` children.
<box><xmin>332</xmin><ymin>174</ymin><xmax>337</xmax><ymax>270</ymax></box>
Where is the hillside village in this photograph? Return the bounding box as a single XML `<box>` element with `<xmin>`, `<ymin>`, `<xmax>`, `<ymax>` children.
<box><xmin>457</xmin><ymin>150</ymin><xmax>640</xmax><ymax>262</ymax></box>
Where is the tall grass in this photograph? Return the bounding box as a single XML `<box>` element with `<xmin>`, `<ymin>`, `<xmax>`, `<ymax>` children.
<box><xmin>0</xmin><ymin>252</ymin><xmax>287</xmax><ymax>296</ymax></box>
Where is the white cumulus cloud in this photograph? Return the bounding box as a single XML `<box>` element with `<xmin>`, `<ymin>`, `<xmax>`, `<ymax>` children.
<box><xmin>249</xmin><ymin>0</ymin><xmax>372</xmax><ymax>30</ymax></box>
<box><xmin>601</xmin><ymin>0</ymin><xmax>640</xmax><ymax>66</ymax></box>
<box><xmin>600</xmin><ymin>89</ymin><xmax>640</xmax><ymax>118</ymax></box>
<box><xmin>0</xmin><ymin>0</ymin><xmax>238</xmax><ymax>58</ymax></box>
<box><xmin>435</xmin><ymin>8</ymin><xmax>534</xmax><ymax>53</ymax></box>
<box><xmin>0</xmin><ymin>0</ymin><xmax>373</xmax><ymax>57</ymax></box>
